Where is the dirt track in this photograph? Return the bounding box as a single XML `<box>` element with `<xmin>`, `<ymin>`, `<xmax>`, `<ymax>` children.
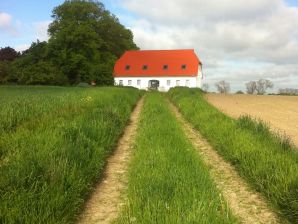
<box><xmin>170</xmin><ymin>101</ymin><xmax>280</xmax><ymax>224</ymax></box>
<box><xmin>206</xmin><ymin>94</ymin><xmax>298</xmax><ymax>148</ymax></box>
<box><xmin>78</xmin><ymin>98</ymin><xmax>144</xmax><ymax>224</ymax></box>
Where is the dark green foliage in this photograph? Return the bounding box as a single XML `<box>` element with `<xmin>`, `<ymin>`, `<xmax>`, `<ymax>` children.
<box><xmin>0</xmin><ymin>47</ymin><xmax>20</xmax><ymax>61</ymax></box>
<box><xmin>14</xmin><ymin>61</ymin><xmax>67</xmax><ymax>85</ymax></box>
<box><xmin>10</xmin><ymin>41</ymin><xmax>67</xmax><ymax>85</ymax></box>
<box><xmin>0</xmin><ymin>47</ymin><xmax>20</xmax><ymax>84</ymax></box>
<box><xmin>47</xmin><ymin>0</ymin><xmax>137</xmax><ymax>85</ymax></box>
<box><xmin>168</xmin><ymin>87</ymin><xmax>298</xmax><ymax>224</ymax></box>
<box><xmin>96</xmin><ymin>11</ymin><xmax>138</xmax><ymax>58</ymax></box>
<box><xmin>7</xmin><ymin>1</ymin><xmax>138</xmax><ymax>86</ymax></box>
<box><xmin>0</xmin><ymin>61</ymin><xmax>11</xmax><ymax>83</ymax></box>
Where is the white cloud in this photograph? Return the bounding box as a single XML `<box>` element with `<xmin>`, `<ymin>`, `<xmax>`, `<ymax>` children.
<box><xmin>115</xmin><ymin>0</ymin><xmax>298</xmax><ymax>92</ymax></box>
<box><xmin>33</xmin><ymin>20</ymin><xmax>51</xmax><ymax>42</ymax></box>
<box><xmin>12</xmin><ymin>21</ymin><xmax>51</xmax><ymax>52</ymax></box>
<box><xmin>0</xmin><ymin>12</ymin><xmax>18</xmax><ymax>36</ymax></box>
<box><xmin>0</xmin><ymin>12</ymin><xmax>12</xmax><ymax>28</ymax></box>
<box><xmin>14</xmin><ymin>44</ymin><xmax>30</xmax><ymax>52</ymax></box>
<box><xmin>122</xmin><ymin>0</ymin><xmax>282</xmax><ymax>24</ymax></box>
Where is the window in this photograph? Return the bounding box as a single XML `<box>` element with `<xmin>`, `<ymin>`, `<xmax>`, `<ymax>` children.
<box><xmin>181</xmin><ymin>64</ymin><xmax>187</xmax><ymax>70</ymax></box>
<box><xmin>176</xmin><ymin>80</ymin><xmax>180</xmax><ymax>86</ymax></box>
<box><xmin>185</xmin><ymin>80</ymin><xmax>190</xmax><ymax>86</ymax></box>
<box><xmin>119</xmin><ymin>80</ymin><xmax>123</xmax><ymax>86</ymax></box>
<box><xmin>163</xmin><ymin>65</ymin><xmax>168</xmax><ymax>70</ymax></box>
<box><xmin>142</xmin><ymin>65</ymin><xmax>148</xmax><ymax>70</ymax></box>
<box><xmin>167</xmin><ymin>80</ymin><xmax>171</xmax><ymax>86</ymax></box>
<box><xmin>128</xmin><ymin>80</ymin><xmax>132</xmax><ymax>86</ymax></box>
<box><xmin>125</xmin><ymin>65</ymin><xmax>130</xmax><ymax>70</ymax></box>
<box><xmin>137</xmin><ymin>79</ymin><xmax>141</xmax><ymax>85</ymax></box>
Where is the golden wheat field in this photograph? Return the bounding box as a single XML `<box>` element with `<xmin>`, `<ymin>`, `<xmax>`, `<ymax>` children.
<box><xmin>206</xmin><ymin>94</ymin><xmax>298</xmax><ymax>148</ymax></box>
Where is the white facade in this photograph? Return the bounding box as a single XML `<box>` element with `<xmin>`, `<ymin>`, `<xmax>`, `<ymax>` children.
<box><xmin>115</xmin><ymin>71</ymin><xmax>202</xmax><ymax>92</ymax></box>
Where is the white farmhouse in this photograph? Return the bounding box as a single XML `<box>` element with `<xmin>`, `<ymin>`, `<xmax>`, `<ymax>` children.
<box><xmin>113</xmin><ymin>49</ymin><xmax>202</xmax><ymax>91</ymax></box>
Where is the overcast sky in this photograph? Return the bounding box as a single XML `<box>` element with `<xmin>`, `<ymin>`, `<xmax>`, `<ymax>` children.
<box><xmin>1</xmin><ymin>0</ymin><xmax>297</xmax><ymax>92</ymax></box>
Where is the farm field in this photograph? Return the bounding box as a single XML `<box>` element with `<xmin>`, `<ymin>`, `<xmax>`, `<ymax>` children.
<box><xmin>0</xmin><ymin>86</ymin><xmax>142</xmax><ymax>224</ymax></box>
<box><xmin>1</xmin><ymin>86</ymin><xmax>297</xmax><ymax>224</ymax></box>
<box><xmin>206</xmin><ymin>93</ymin><xmax>298</xmax><ymax>147</ymax></box>
<box><xmin>169</xmin><ymin>88</ymin><xmax>298</xmax><ymax>224</ymax></box>
<box><xmin>116</xmin><ymin>92</ymin><xmax>238</xmax><ymax>223</ymax></box>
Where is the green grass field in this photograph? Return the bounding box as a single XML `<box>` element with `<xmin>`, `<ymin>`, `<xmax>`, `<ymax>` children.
<box><xmin>168</xmin><ymin>87</ymin><xmax>298</xmax><ymax>224</ymax></box>
<box><xmin>116</xmin><ymin>92</ymin><xmax>238</xmax><ymax>224</ymax></box>
<box><xmin>1</xmin><ymin>86</ymin><xmax>297</xmax><ymax>224</ymax></box>
<box><xmin>0</xmin><ymin>86</ymin><xmax>142</xmax><ymax>223</ymax></box>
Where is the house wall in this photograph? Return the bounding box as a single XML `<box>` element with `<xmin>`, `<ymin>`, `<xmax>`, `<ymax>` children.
<box><xmin>115</xmin><ymin>70</ymin><xmax>202</xmax><ymax>92</ymax></box>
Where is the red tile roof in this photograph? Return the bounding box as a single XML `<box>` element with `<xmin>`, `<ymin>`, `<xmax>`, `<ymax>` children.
<box><xmin>114</xmin><ymin>49</ymin><xmax>201</xmax><ymax>77</ymax></box>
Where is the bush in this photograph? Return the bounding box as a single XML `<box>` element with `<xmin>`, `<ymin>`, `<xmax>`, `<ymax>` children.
<box><xmin>0</xmin><ymin>61</ymin><xmax>11</xmax><ymax>84</ymax></box>
<box><xmin>12</xmin><ymin>61</ymin><xmax>68</xmax><ymax>85</ymax></box>
<box><xmin>77</xmin><ymin>82</ymin><xmax>90</xmax><ymax>87</ymax></box>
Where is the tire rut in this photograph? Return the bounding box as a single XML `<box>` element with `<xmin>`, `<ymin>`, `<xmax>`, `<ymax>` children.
<box><xmin>169</xmin><ymin>101</ymin><xmax>282</xmax><ymax>224</ymax></box>
<box><xmin>77</xmin><ymin>97</ymin><xmax>144</xmax><ymax>224</ymax></box>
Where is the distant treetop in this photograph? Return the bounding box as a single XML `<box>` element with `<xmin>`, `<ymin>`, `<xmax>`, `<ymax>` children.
<box><xmin>0</xmin><ymin>47</ymin><xmax>20</xmax><ymax>61</ymax></box>
<box><xmin>3</xmin><ymin>0</ymin><xmax>139</xmax><ymax>86</ymax></box>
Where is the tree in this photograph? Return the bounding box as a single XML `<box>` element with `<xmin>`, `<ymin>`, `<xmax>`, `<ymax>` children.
<box><xmin>215</xmin><ymin>80</ymin><xmax>230</xmax><ymax>93</ymax></box>
<box><xmin>0</xmin><ymin>61</ymin><xmax>11</xmax><ymax>83</ymax></box>
<box><xmin>0</xmin><ymin>47</ymin><xmax>20</xmax><ymax>83</ymax></box>
<box><xmin>8</xmin><ymin>1</ymin><xmax>138</xmax><ymax>86</ymax></box>
<box><xmin>246</xmin><ymin>79</ymin><xmax>274</xmax><ymax>95</ymax></box>
<box><xmin>13</xmin><ymin>61</ymin><xmax>67</xmax><ymax>85</ymax></box>
<box><xmin>0</xmin><ymin>47</ymin><xmax>20</xmax><ymax>61</ymax></box>
<box><xmin>96</xmin><ymin>11</ymin><xmax>138</xmax><ymax>57</ymax></box>
<box><xmin>279</xmin><ymin>88</ymin><xmax>298</xmax><ymax>95</ymax></box>
<box><xmin>11</xmin><ymin>40</ymin><xmax>68</xmax><ymax>85</ymax></box>
<box><xmin>256</xmin><ymin>79</ymin><xmax>273</xmax><ymax>95</ymax></box>
<box><xmin>202</xmin><ymin>83</ymin><xmax>209</xmax><ymax>92</ymax></box>
<box><xmin>245</xmin><ymin>81</ymin><xmax>257</xmax><ymax>94</ymax></box>
<box><xmin>47</xmin><ymin>0</ymin><xmax>138</xmax><ymax>85</ymax></box>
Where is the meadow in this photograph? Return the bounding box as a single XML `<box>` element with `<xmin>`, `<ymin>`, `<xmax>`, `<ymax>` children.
<box><xmin>168</xmin><ymin>87</ymin><xmax>298</xmax><ymax>224</ymax></box>
<box><xmin>1</xmin><ymin>86</ymin><xmax>297</xmax><ymax>224</ymax></box>
<box><xmin>116</xmin><ymin>92</ymin><xmax>238</xmax><ymax>224</ymax></box>
<box><xmin>0</xmin><ymin>86</ymin><xmax>142</xmax><ymax>223</ymax></box>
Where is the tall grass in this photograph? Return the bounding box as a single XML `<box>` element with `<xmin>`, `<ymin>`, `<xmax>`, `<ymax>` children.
<box><xmin>116</xmin><ymin>92</ymin><xmax>238</xmax><ymax>224</ymax></box>
<box><xmin>168</xmin><ymin>87</ymin><xmax>298</xmax><ymax>224</ymax></box>
<box><xmin>0</xmin><ymin>86</ymin><xmax>92</xmax><ymax>133</ymax></box>
<box><xmin>0</xmin><ymin>86</ymin><xmax>142</xmax><ymax>224</ymax></box>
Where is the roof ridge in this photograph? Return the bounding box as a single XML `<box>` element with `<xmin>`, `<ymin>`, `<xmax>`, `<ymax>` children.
<box><xmin>127</xmin><ymin>49</ymin><xmax>195</xmax><ymax>52</ymax></box>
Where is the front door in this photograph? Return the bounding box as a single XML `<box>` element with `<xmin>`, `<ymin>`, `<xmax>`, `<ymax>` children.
<box><xmin>148</xmin><ymin>80</ymin><xmax>160</xmax><ymax>90</ymax></box>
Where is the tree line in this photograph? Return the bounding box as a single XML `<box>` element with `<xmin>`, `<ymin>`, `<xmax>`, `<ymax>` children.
<box><xmin>278</xmin><ymin>88</ymin><xmax>298</xmax><ymax>95</ymax></box>
<box><xmin>205</xmin><ymin>80</ymin><xmax>297</xmax><ymax>95</ymax></box>
<box><xmin>0</xmin><ymin>0</ymin><xmax>138</xmax><ymax>86</ymax></box>
<box><xmin>202</xmin><ymin>79</ymin><xmax>274</xmax><ymax>94</ymax></box>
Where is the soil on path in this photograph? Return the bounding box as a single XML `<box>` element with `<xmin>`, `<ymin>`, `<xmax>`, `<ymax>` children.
<box><xmin>206</xmin><ymin>94</ymin><xmax>298</xmax><ymax>148</ymax></box>
<box><xmin>77</xmin><ymin>98</ymin><xmax>144</xmax><ymax>224</ymax></box>
<box><xmin>169</xmin><ymin>101</ymin><xmax>282</xmax><ymax>224</ymax></box>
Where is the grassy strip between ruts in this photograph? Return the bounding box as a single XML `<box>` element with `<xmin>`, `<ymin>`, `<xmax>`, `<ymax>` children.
<box><xmin>0</xmin><ymin>87</ymin><xmax>142</xmax><ymax>224</ymax></box>
<box><xmin>168</xmin><ymin>87</ymin><xmax>298</xmax><ymax>224</ymax></box>
<box><xmin>116</xmin><ymin>92</ymin><xmax>238</xmax><ymax>224</ymax></box>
